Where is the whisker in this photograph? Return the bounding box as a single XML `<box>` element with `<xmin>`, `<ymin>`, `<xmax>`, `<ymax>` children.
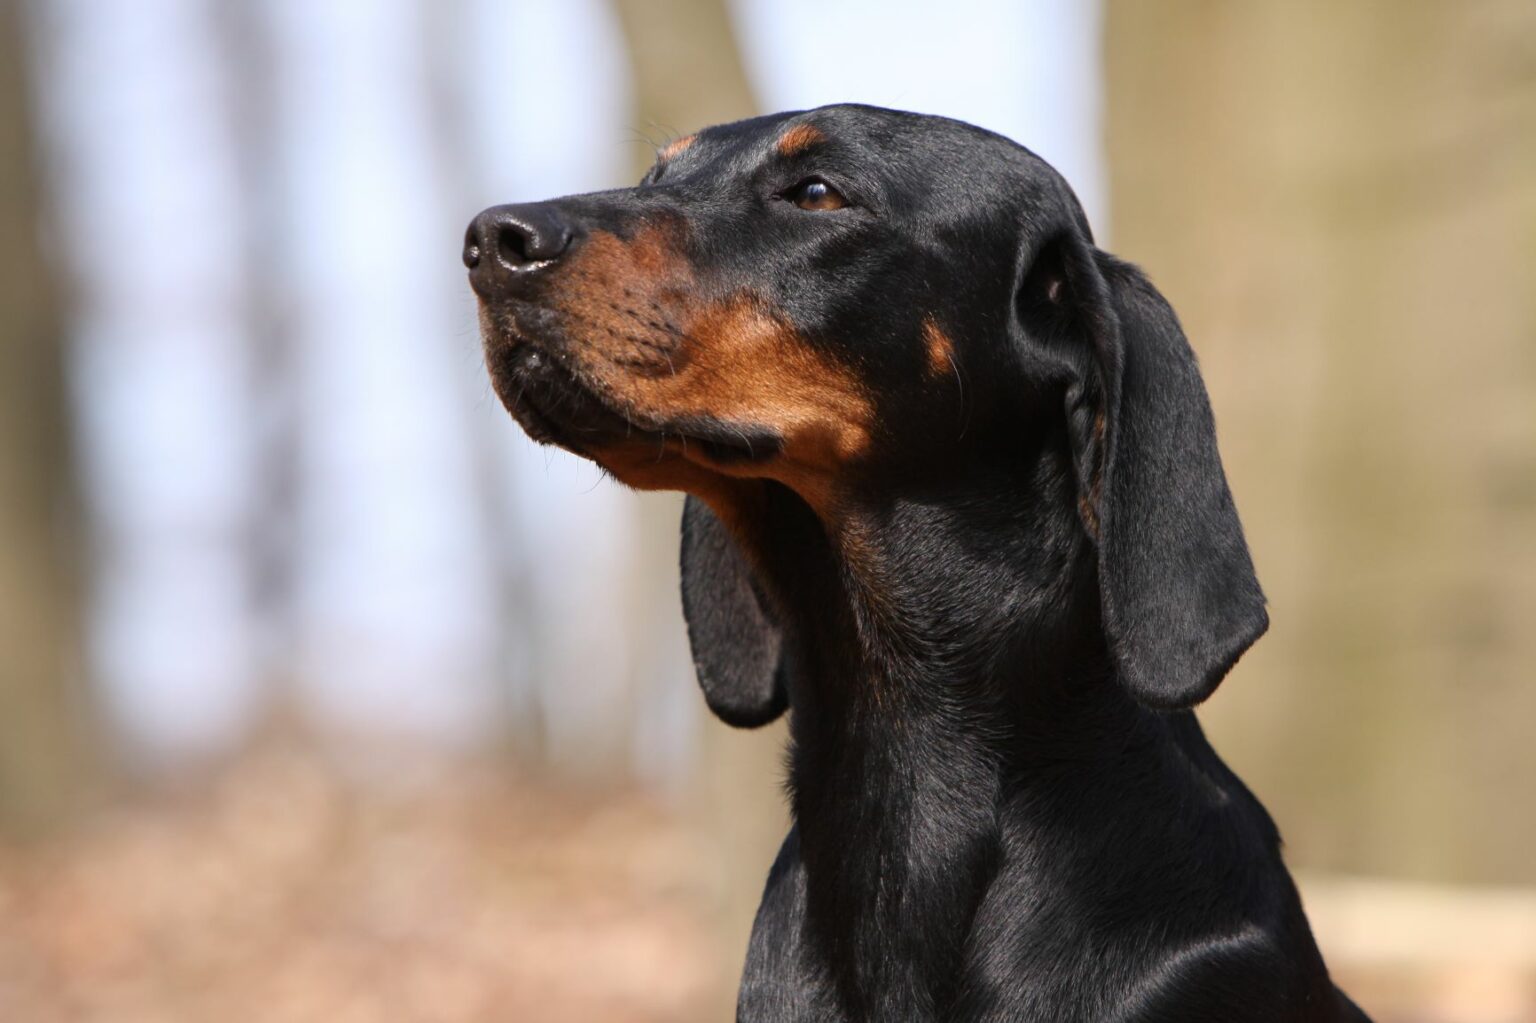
<box><xmin>731</xmin><ymin>424</ymin><xmax>756</xmax><ymax>458</ymax></box>
<box><xmin>944</xmin><ymin>349</ymin><xmax>970</xmax><ymax>439</ymax></box>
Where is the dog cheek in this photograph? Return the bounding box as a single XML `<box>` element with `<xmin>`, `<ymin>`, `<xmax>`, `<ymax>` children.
<box><xmin>548</xmin><ymin>226</ymin><xmax>697</xmax><ymax>376</ymax></box>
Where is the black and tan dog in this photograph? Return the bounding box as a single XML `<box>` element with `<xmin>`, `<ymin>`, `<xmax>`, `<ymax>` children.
<box><xmin>465</xmin><ymin>104</ymin><xmax>1370</xmax><ymax>1022</ymax></box>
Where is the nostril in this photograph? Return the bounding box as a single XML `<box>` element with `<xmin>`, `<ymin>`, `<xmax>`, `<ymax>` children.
<box><xmin>496</xmin><ymin>222</ymin><xmax>534</xmax><ymax>266</ymax></box>
<box><xmin>462</xmin><ymin>224</ymin><xmax>481</xmax><ymax>269</ymax></box>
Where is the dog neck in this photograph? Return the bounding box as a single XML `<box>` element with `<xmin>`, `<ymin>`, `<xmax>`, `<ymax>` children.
<box><xmin>742</xmin><ymin>448</ymin><xmax>1157</xmax><ymax>1016</ymax></box>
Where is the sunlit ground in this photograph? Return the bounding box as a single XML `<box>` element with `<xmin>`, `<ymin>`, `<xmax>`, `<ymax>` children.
<box><xmin>0</xmin><ymin>745</ymin><xmax>726</xmax><ymax>1022</ymax></box>
<box><xmin>0</xmin><ymin>744</ymin><xmax>1532</xmax><ymax>1023</ymax></box>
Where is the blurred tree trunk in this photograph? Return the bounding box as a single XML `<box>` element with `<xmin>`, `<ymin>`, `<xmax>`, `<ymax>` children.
<box><xmin>1106</xmin><ymin>0</ymin><xmax>1536</xmax><ymax>882</ymax></box>
<box><xmin>611</xmin><ymin>0</ymin><xmax>760</xmax><ymax>155</ymax></box>
<box><xmin>217</xmin><ymin>1</ymin><xmax>299</xmax><ymax>725</ymax></box>
<box><xmin>0</xmin><ymin>2</ymin><xmax>93</xmax><ymax>833</ymax></box>
<box><xmin>607</xmin><ymin>0</ymin><xmax>787</xmax><ymax>1008</ymax></box>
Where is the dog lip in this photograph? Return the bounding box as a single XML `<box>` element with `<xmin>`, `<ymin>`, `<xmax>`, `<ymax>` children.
<box><xmin>502</xmin><ymin>346</ymin><xmax>619</xmax><ymax>442</ymax></box>
<box><xmin>667</xmin><ymin>417</ymin><xmax>784</xmax><ymax>464</ymax></box>
<box><xmin>483</xmin><ymin>310</ymin><xmax>784</xmax><ymax>464</ymax></box>
<box><xmin>494</xmin><ymin>342</ymin><xmax>664</xmax><ymax>458</ymax></box>
<box><xmin>486</xmin><ymin>297</ymin><xmax>561</xmax><ymax>345</ymax></box>
<box><xmin>500</xmin><ymin>350</ymin><xmax>783</xmax><ymax>464</ymax></box>
<box><xmin>492</xmin><ymin>347</ymin><xmax>570</xmax><ymax>446</ymax></box>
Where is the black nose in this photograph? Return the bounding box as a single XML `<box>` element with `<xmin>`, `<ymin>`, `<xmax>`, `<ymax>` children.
<box><xmin>463</xmin><ymin>204</ymin><xmax>576</xmax><ymax>289</ymax></box>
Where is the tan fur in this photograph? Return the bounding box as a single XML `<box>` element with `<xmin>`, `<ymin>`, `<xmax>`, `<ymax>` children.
<box><xmin>923</xmin><ymin>318</ymin><xmax>956</xmax><ymax>379</ymax></box>
<box><xmin>659</xmin><ymin>134</ymin><xmax>695</xmax><ymax>161</ymax></box>
<box><xmin>775</xmin><ymin>123</ymin><xmax>826</xmax><ymax>157</ymax></box>
<box><xmin>546</xmin><ymin>227</ymin><xmax>873</xmax><ymax>515</ymax></box>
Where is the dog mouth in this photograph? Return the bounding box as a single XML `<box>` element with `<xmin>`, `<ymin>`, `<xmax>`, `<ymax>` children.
<box><xmin>482</xmin><ymin>317</ymin><xmax>781</xmax><ymax>466</ymax></box>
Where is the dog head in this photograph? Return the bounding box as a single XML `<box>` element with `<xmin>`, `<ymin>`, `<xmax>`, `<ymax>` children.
<box><xmin>468</xmin><ymin>104</ymin><xmax>1266</xmax><ymax>724</ymax></box>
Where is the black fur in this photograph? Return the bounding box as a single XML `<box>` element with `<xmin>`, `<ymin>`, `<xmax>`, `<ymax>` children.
<box><xmin>681</xmin><ymin>494</ymin><xmax>788</xmax><ymax>727</ymax></box>
<box><xmin>468</xmin><ymin>104</ymin><xmax>1371</xmax><ymax>1022</ymax></box>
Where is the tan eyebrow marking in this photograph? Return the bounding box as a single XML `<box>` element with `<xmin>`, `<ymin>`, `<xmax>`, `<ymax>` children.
<box><xmin>923</xmin><ymin>318</ymin><xmax>956</xmax><ymax>379</ymax></box>
<box><xmin>776</xmin><ymin>123</ymin><xmax>826</xmax><ymax>157</ymax></box>
<box><xmin>659</xmin><ymin>134</ymin><xmax>696</xmax><ymax>161</ymax></box>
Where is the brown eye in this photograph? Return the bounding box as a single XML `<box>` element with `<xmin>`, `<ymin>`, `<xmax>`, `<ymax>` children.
<box><xmin>787</xmin><ymin>178</ymin><xmax>847</xmax><ymax>211</ymax></box>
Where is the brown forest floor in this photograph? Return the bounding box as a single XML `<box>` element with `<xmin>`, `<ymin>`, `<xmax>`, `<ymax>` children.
<box><xmin>0</xmin><ymin>746</ymin><xmax>1530</xmax><ymax>1022</ymax></box>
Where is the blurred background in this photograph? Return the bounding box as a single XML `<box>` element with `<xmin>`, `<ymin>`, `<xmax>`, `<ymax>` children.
<box><xmin>1</xmin><ymin>0</ymin><xmax>1533</xmax><ymax>1020</ymax></box>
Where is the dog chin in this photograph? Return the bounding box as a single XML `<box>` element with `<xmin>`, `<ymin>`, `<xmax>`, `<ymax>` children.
<box><xmin>485</xmin><ymin>342</ymin><xmax>626</xmax><ymax>457</ymax></box>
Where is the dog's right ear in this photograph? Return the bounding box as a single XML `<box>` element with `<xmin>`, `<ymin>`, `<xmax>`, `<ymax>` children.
<box><xmin>679</xmin><ymin>495</ymin><xmax>789</xmax><ymax>728</ymax></box>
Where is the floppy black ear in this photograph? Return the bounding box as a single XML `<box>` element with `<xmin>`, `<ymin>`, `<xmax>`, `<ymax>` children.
<box><xmin>1041</xmin><ymin>235</ymin><xmax>1268</xmax><ymax>709</ymax></box>
<box><xmin>679</xmin><ymin>495</ymin><xmax>789</xmax><ymax>727</ymax></box>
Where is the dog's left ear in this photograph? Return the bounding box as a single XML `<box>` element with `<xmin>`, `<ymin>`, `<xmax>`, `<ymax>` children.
<box><xmin>1028</xmin><ymin>230</ymin><xmax>1268</xmax><ymax>709</ymax></box>
<box><xmin>679</xmin><ymin>495</ymin><xmax>789</xmax><ymax>727</ymax></box>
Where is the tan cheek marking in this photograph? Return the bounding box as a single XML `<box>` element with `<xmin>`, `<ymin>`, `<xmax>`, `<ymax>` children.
<box><xmin>775</xmin><ymin>123</ymin><xmax>825</xmax><ymax>157</ymax></box>
<box><xmin>547</xmin><ymin>228</ymin><xmax>870</xmax><ymax>515</ymax></box>
<box><xmin>581</xmin><ymin>432</ymin><xmax>773</xmax><ymax>543</ymax></box>
<box><xmin>660</xmin><ymin>297</ymin><xmax>873</xmax><ymax>463</ymax></box>
<box><xmin>649</xmin><ymin>299</ymin><xmax>874</xmax><ymax>517</ymax></box>
<box><xmin>591</xmin><ymin>433</ymin><xmax>735</xmax><ymax>494</ymax></box>
<box><xmin>552</xmin><ymin>226</ymin><xmax>693</xmax><ymax>369</ymax></box>
<box><xmin>660</xmin><ymin>134</ymin><xmax>696</xmax><ymax>161</ymax></box>
<box><xmin>564</xmin><ymin>293</ymin><xmax>872</xmax><ymax>513</ymax></box>
<box><xmin>923</xmin><ymin>318</ymin><xmax>957</xmax><ymax>379</ymax></box>
<box><xmin>578</xmin><ymin>224</ymin><xmax>687</xmax><ymax>282</ymax></box>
